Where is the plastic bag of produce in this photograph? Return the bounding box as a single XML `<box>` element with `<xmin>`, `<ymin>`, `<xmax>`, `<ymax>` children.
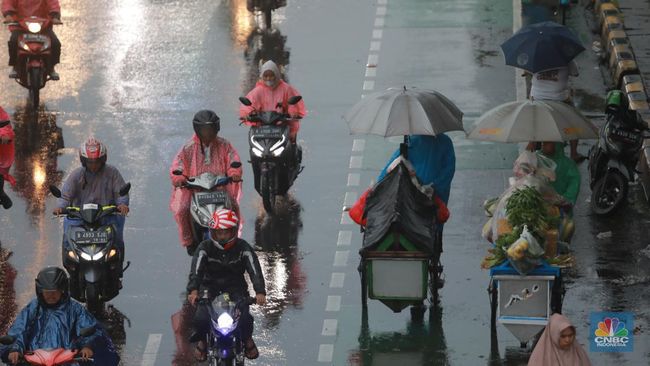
<box><xmin>506</xmin><ymin>225</ymin><xmax>545</xmax><ymax>275</ymax></box>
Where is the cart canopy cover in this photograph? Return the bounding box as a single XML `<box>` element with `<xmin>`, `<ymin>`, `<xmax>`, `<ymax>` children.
<box><xmin>362</xmin><ymin>161</ymin><xmax>436</xmax><ymax>253</ymax></box>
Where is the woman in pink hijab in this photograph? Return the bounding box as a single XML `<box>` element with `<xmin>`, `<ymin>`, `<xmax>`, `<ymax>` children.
<box><xmin>528</xmin><ymin>313</ymin><xmax>592</xmax><ymax>366</ymax></box>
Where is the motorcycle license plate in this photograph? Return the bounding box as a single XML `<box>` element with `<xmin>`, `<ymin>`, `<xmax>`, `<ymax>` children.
<box><xmin>197</xmin><ymin>191</ymin><xmax>227</xmax><ymax>205</ymax></box>
<box><xmin>254</xmin><ymin>126</ymin><xmax>283</xmax><ymax>139</ymax></box>
<box><xmin>23</xmin><ymin>34</ymin><xmax>46</xmax><ymax>42</ymax></box>
<box><xmin>611</xmin><ymin>128</ymin><xmax>639</xmax><ymax>142</ymax></box>
<box><xmin>74</xmin><ymin>231</ymin><xmax>108</xmax><ymax>245</ymax></box>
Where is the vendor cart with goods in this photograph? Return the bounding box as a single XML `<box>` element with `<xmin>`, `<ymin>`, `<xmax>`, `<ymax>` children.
<box><xmin>357</xmin><ymin>160</ymin><xmax>443</xmax><ymax>318</ymax></box>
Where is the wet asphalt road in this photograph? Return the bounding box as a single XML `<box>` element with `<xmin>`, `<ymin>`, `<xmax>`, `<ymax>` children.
<box><xmin>0</xmin><ymin>0</ymin><xmax>649</xmax><ymax>365</ymax></box>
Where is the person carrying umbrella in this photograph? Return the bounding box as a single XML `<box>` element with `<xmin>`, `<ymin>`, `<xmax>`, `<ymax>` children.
<box><xmin>500</xmin><ymin>21</ymin><xmax>586</xmax><ymax>162</ymax></box>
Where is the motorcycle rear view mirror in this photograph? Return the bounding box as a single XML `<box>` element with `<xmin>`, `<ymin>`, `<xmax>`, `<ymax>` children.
<box><xmin>230</xmin><ymin>161</ymin><xmax>242</xmax><ymax>169</ymax></box>
<box><xmin>49</xmin><ymin>185</ymin><xmax>62</xmax><ymax>198</ymax></box>
<box><xmin>78</xmin><ymin>326</ymin><xmax>96</xmax><ymax>337</ymax></box>
<box><xmin>119</xmin><ymin>183</ymin><xmax>131</xmax><ymax>197</ymax></box>
<box><xmin>288</xmin><ymin>96</ymin><xmax>302</xmax><ymax>105</ymax></box>
<box><xmin>0</xmin><ymin>335</ymin><xmax>16</xmax><ymax>345</ymax></box>
<box><xmin>239</xmin><ymin>97</ymin><xmax>252</xmax><ymax>106</ymax></box>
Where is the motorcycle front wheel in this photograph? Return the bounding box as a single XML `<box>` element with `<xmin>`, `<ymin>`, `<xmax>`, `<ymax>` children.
<box><xmin>29</xmin><ymin>67</ymin><xmax>41</xmax><ymax>109</ymax></box>
<box><xmin>261</xmin><ymin>171</ymin><xmax>276</xmax><ymax>214</ymax></box>
<box><xmin>591</xmin><ymin>170</ymin><xmax>628</xmax><ymax>215</ymax></box>
<box><xmin>85</xmin><ymin>283</ymin><xmax>103</xmax><ymax>314</ymax></box>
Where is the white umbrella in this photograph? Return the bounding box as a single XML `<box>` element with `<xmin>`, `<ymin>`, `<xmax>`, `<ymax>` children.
<box><xmin>468</xmin><ymin>100</ymin><xmax>598</xmax><ymax>142</ymax></box>
<box><xmin>343</xmin><ymin>87</ymin><xmax>465</xmax><ymax>137</ymax></box>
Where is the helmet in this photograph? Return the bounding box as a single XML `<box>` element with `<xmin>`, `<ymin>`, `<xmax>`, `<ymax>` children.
<box><xmin>79</xmin><ymin>137</ymin><xmax>107</xmax><ymax>168</ymax></box>
<box><xmin>35</xmin><ymin>266</ymin><xmax>69</xmax><ymax>306</ymax></box>
<box><xmin>208</xmin><ymin>209</ymin><xmax>239</xmax><ymax>250</ymax></box>
<box><xmin>192</xmin><ymin>110</ymin><xmax>220</xmax><ymax>136</ymax></box>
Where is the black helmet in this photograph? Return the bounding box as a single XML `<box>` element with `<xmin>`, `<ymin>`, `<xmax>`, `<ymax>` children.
<box><xmin>192</xmin><ymin>110</ymin><xmax>220</xmax><ymax>135</ymax></box>
<box><xmin>35</xmin><ymin>266</ymin><xmax>69</xmax><ymax>306</ymax></box>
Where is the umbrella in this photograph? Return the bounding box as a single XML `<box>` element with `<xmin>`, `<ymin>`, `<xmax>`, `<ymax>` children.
<box><xmin>467</xmin><ymin>100</ymin><xmax>598</xmax><ymax>142</ymax></box>
<box><xmin>343</xmin><ymin>86</ymin><xmax>464</xmax><ymax>137</ymax></box>
<box><xmin>501</xmin><ymin>21</ymin><xmax>585</xmax><ymax>73</ymax></box>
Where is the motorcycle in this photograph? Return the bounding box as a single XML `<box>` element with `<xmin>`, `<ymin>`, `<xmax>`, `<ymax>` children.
<box><xmin>172</xmin><ymin>163</ymin><xmax>240</xmax><ymax>246</ymax></box>
<box><xmin>194</xmin><ymin>292</ymin><xmax>256</xmax><ymax>366</ymax></box>
<box><xmin>49</xmin><ymin>184</ymin><xmax>131</xmax><ymax>313</ymax></box>
<box><xmin>0</xmin><ymin>327</ymin><xmax>95</xmax><ymax>365</ymax></box>
<box><xmin>588</xmin><ymin>111</ymin><xmax>650</xmax><ymax>215</ymax></box>
<box><xmin>238</xmin><ymin>95</ymin><xmax>303</xmax><ymax>214</ymax></box>
<box><xmin>4</xmin><ymin>16</ymin><xmax>61</xmax><ymax>109</ymax></box>
<box><xmin>246</xmin><ymin>0</ymin><xmax>287</xmax><ymax>30</ymax></box>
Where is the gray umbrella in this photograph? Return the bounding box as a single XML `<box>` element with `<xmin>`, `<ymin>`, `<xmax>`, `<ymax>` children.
<box><xmin>343</xmin><ymin>87</ymin><xmax>465</xmax><ymax>137</ymax></box>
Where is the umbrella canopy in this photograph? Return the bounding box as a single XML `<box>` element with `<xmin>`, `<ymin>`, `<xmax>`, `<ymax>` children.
<box><xmin>468</xmin><ymin>100</ymin><xmax>598</xmax><ymax>142</ymax></box>
<box><xmin>501</xmin><ymin>21</ymin><xmax>585</xmax><ymax>73</ymax></box>
<box><xmin>343</xmin><ymin>87</ymin><xmax>464</xmax><ymax>137</ymax></box>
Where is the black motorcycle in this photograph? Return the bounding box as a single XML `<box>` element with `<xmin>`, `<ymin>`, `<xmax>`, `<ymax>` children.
<box><xmin>246</xmin><ymin>0</ymin><xmax>287</xmax><ymax>30</ymax></box>
<box><xmin>588</xmin><ymin>111</ymin><xmax>650</xmax><ymax>215</ymax></box>
<box><xmin>197</xmin><ymin>292</ymin><xmax>256</xmax><ymax>366</ymax></box>
<box><xmin>239</xmin><ymin>95</ymin><xmax>302</xmax><ymax>214</ymax></box>
<box><xmin>49</xmin><ymin>183</ymin><xmax>131</xmax><ymax>313</ymax></box>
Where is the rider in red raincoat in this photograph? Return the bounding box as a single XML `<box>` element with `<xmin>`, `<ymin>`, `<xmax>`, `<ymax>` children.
<box><xmin>0</xmin><ymin>107</ymin><xmax>14</xmax><ymax>209</ymax></box>
<box><xmin>169</xmin><ymin>110</ymin><xmax>243</xmax><ymax>255</ymax></box>
<box><xmin>239</xmin><ymin>60</ymin><xmax>306</xmax><ymax>142</ymax></box>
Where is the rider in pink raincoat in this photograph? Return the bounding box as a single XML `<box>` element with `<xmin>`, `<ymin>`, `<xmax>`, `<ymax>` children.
<box><xmin>0</xmin><ymin>107</ymin><xmax>15</xmax><ymax>209</ymax></box>
<box><xmin>239</xmin><ymin>60</ymin><xmax>307</xmax><ymax>142</ymax></box>
<box><xmin>169</xmin><ymin>110</ymin><xmax>243</xmax><ymax>255</ymax></box>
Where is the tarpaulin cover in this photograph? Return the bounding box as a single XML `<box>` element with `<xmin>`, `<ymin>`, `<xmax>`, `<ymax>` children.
<box><xmin>361</xmin><ymin>162</ymin><xmax>435</xmax><ymax>253</ymax></box>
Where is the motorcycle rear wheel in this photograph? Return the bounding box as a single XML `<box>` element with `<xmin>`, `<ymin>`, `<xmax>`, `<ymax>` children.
<box><xmin>591</xmin><ymin>170</ymin><xmax>628</xmax><ymax>215</ymax></box>
<box><xmin>29</xmin><ymin>67</ymin><xmax>41</xmax><ymax>109</ymax></box>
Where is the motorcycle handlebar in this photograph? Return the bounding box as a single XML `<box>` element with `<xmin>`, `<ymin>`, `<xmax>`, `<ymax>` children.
<box><xmin>73</xmin><ymin>357</ymin><xmax>94</xmax><ymax>363</ymax></box>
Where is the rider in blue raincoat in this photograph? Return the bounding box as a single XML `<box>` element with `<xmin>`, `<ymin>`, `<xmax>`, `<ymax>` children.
<box><xmin>0</xmin><ymin>267</ymin><xmax>119</xmax><ymax>366</ymax></box>
<box><xmin>377</xmin><ymin>134</ymin><xmax>456</xmax><ymax>205</ymax></box>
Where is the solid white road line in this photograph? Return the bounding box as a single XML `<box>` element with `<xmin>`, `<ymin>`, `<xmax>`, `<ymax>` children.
<box><xmin>141</xmin><ymin>333</ymin><xmax>162</xmax><ymax>366</ymax></box>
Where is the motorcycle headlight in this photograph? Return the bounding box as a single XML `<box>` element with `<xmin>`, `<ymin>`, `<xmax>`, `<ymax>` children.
<box><xmin>67</xmin><ymin>250</ymin><xmax>78</xmax><ymax>260</ymax></box>
<box><xmin>92</xmin><ymin>251</ymin><xmax>105</xmax><ymax>261</ymax></box>
<box><xmin>272</xmin><ymin>146</ymin><xmax>285</xmax><ymax>157</ymax></box>
<box><xmin>108</xmin><ymin>249</ymin><xmax>118</xmax><ymax>259</ymax></box>
<box><xmin>26</xmin><ymin>22</ymin><xmax>42</xmax><ymax>33</ymax></box>
<box><xmin>22</xmin><ymin>43</ymin><xmax>30</xmax><ymax>51</ymax></box>
<box><xmin>79</xmin><ymin>252</ymin><xmax>92</xmax><ymax>261</ymax></box>
<box><xmin>215</xmin><ymin>313</ymin><xmax>235</xmax><ymax>334</ymax></box>
<box><xmin>252</xmin><ymin>147</ymin><xmax>263</xmax><ymax>157</ymax></box>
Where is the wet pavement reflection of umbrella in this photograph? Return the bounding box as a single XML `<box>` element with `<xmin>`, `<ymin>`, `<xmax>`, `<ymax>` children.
<box><xmin>468</xmin><ymin>100</ymin><xmax>598</xmax><ymax>142</ymax></box>
<box><xmin>343</xmin><ymin>87</ymin><xmax>465</xmax><ymax>137</ymax></box>
<box><xmin>501</xmin><ymin>21</ymin><xmax>585</xmax><ymax>73</ymax></box>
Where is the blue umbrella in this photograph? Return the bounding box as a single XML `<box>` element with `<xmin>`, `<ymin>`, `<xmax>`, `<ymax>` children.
<box><xmin>501</xmin><ymin>21</ymin><xmax>585</xmax><ymax>73</ymax></box>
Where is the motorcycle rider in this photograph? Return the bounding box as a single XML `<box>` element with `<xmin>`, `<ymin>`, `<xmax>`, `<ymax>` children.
<box><xmin>0</xmin><ymin>106</ymin><xmax>14</xmax><ymax>209</ymax></box>
<box><xmin>169</xmin><ymin>110</ymin><xmax>243</xmax><ymax>256</ymax></box>
<box><xmin>239</xmin><ymin>60</ymin><xmax>306</xmax><ymax>145</ymax></box>
<box><xmin>1</xmin><ymin>267</ymin><xmax>97</xmax><ymax>365</ymax></box>
<box><xmin>53</xmin><ymin>137</ymin><xmax>129</xmax><ymax>274</ymax></box>
<box><xmin>186</xmin><ymin>209</ymin><xmax>266</xmax><ymax>361</ymax></box>
<box><xmin>2</xmin><ymin>0</ymin><xmax>62</xmax><ymax>79</ymax></box>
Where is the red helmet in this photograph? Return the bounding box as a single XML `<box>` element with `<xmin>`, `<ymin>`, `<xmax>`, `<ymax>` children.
<box><xmin>79</xmin><ymin>137</ymin><xmax>107</xmax><ymax>167</ymax></box>
<box><xmin>209</xmin><ymin>209</ymin><xmax>239</xmax><ymax>250</ymax></box>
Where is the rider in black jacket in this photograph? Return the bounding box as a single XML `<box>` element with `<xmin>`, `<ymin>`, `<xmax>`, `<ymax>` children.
<box><xmin>186</xmin><ymin>208</ymin><xmax>266</xmax><ymax>361</ymax></box>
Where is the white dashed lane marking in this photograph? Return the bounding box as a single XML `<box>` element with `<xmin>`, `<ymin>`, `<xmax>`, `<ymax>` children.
<box><xmin>141</xmin><ymin>333</ymin><xmax>162</xmax><ymax>366</ymax></box>
<box><xmin>337</xmin><ymin>230</ymin><xmax>352</xmax><ymax>246</ymax></box>
<box><xmin>329</xmin><ymin>273</ymin><xmax>345</xmax><ymax>288</ymax></box>
<box><xmin>322</xmin><ymin>319</ymin><xmax>338</xmax><ymax>336</ymax></box>
<box><xmin>347</xmin><ymin>173</ymin><xmax>361</xmax><ymax>186</ymax></box>
<box><xmin>326</xmin><ymin>295</ymin><xmax>342</xmax><ymax>311</ymax></box>
<box><xmin>318</xmin><ymin>344</ymin><xmax>334</xmax><ymax>363</ymax></box>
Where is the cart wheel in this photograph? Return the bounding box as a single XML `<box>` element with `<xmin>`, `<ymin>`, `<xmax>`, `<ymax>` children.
<box><xmin>489</xmin><ymin>281</ymin><xmax>497</xmax><ymax>333</ymax></box>
<box><xmin>410</xmin><ymin>303</ymin><xmax>426</xmax><ymax>322</ymax></box>
<box><xmin>359</xmin><ymin>260</ymin><xmax>368</xmax><ymax>308</ymax></box>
